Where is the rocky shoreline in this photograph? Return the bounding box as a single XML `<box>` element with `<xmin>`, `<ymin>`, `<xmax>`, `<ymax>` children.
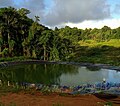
<box><xmin>0</xmin><ymin>60</ymin><xmax>120</xmax><ymax>71</ymax></box>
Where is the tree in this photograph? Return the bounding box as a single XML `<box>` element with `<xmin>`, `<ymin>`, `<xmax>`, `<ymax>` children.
<box><xmin>0</xmin><ymin>32</ymin><xmax>3</xmax><ymax>53</ymax></box>
<box><xmin>24</xmin><ymin>16</ymin><xmax>40</xmax><ymax>58</ymax></box>
<box><xmin>2</xmin><ymin>48</ymin><xmax>8</xmax><ymax>57</ymax></box>
<box><xmin>39</xmin><ymin>30</ymin><xmax>52</xmax><ymax>60</ymax></box>
<box><xmin>0</xmin><ymin>7</ymin><xmax>25</xmax><ymax>56</ymax></box>
<box><xmin>18</xmin><ymin>8</ymin><xmax>30</xmax><ymax>16</ymax></box>
<box><xmin>8</xmin><ymin>39</ymin><xmax>15</xmax><ymax>56</ymax></box>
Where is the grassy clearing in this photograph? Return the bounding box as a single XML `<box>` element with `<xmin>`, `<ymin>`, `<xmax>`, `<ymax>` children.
<box><xmin>78</xmin><ymin>39</ymin><xmax>120</xmax><ymax>47</ymax></box>
<box><xmin>73</xmin><ymin>39</ymin><xmax>120</xmax><ymax>66</ymax></box>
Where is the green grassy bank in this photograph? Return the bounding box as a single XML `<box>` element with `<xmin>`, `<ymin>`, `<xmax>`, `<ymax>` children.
<box><xmin>72</xmin><ymin>39</ymin><xmax>120</xmax><ymax>66</ymax></box>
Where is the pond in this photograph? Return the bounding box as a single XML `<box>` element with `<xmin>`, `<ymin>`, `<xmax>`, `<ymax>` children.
<box><xmin>0</xmin><ymin>63</ymin><xmax>120</xmax><ymax>86</ymax></box>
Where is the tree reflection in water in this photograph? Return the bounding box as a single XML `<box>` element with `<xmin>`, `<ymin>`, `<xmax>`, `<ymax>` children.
<box><xmin>0</xmin><ymin>63</ymin><xmax>120</xmax><ymax>93</ymax></box>
<box><xmin>0</xmin><ymin>63</ymin><xmax>79</xmax><ymax>86</ymax></box>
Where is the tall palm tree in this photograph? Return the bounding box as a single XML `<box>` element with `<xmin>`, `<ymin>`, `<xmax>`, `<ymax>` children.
<box><xmin>0</xmin><ymin>7</ymin><xmax>18</xmax><ymax>55</ymax></box>
<box><xmin>0</xmin><ymin>32</ymin><xmax>3</xmax><ymax>53</ymax></box>
<box><xmin>39</xmin><ymin>30</ymin><xmax>53</xmax><ymax>61</ymax></box>
<box><xmin>26</xmin><ymin>17</ymin><xmax>40</xmax><ymax>58</ymax></box>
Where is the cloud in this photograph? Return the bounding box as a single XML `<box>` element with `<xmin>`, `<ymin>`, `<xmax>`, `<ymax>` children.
<box><xmin>0</xmin><ymin>0</ymin><xmax>112</xmax><ymax>28</ymax></box>
<box><xmin>65</xmin><ymin>19</ymin><xmax>120</xmax><ymax>29</ymax></box>
<box><xmin>44</xmin><ymin>0</ymin><xmax>110</xmax><ymax>26</ymax></box>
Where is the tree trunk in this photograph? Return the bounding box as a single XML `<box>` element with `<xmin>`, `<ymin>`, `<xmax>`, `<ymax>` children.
<box><xmin>32</xmin><ymin>49</ymin><xmax>36</xmax><ymax>58</ymax></box>
<box><xmin>26</xmin><ymin>48</ymin><xmax>30</xmax><ymax>57</ymax></box>
<box><xmin>8</xmin><ymin>32</ymin><xmax>11</xmax><ymax>56</ymax></box>
<box><xmin>43</xmin><ymin>45</ymin><xmax>46</xmax><ymax>61</ymax></box>
<box><xmin>23</xmin><ymin>47</ymin><xmax>26</xmax><ymax>56</ymax></box>
<box><xmin>0</xmin><ymin>47</ymin><xmax>2</xmax><ymax>57</ymax></box>
<box><xmin>0</xmin><ymin>47</ymin><xmax>1</xmax><ymax>52</ymax></box>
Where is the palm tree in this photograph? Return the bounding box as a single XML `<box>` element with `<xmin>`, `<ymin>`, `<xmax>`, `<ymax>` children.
<box><xmin>39</xmin><ymin>30</ymin><xmax>53</xmax><ymax>61</ymax></box>
<box><xmin>0</xmin><ymin>32</ymin><xmax>3</xmax><ymax>53</ymax></box>
<box><xmin>0</xmin><ymin>7</ymin><xmax>18</xmax><ymax>55</ymax></box>
<box><xmin>8</xmin><ymin>39</ymin><xmax>15</xmax><ymax>56</ymax></box>
<box><xmin>26</xmin><ymin>16</ymin><xmax>40</xmax><ymax>58</ymax></box>
<box><xmin>35</xmin><ymin>16</ymin><xmax>40</xmax><ymax>22</ymax></box>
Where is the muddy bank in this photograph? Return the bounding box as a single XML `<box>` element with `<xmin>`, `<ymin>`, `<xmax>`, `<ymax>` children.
<box><xmin>0</xmin><ymin>60</ymin><xmax>120</xmax><ymax>71</ymax></box>
<box><xmin>0</xmin><ymin>92</ymin><xmax>120</xmax><ymax>106</ymax></box>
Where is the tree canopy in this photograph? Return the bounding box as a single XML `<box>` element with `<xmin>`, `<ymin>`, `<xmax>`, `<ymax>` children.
<box><xmin>0</xmin><ymin>7</ymin><xmax>120</xmax><ymax>63</ymax></box>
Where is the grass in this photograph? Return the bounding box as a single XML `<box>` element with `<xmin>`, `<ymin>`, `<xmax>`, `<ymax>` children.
<box><xmin>78</xmin><ymin>39</ymin><xmax>120</xmax><ymax>47</ymax></box>
<box><xmin>104</xmin><ymin>102</ymin><xmax>113</xmax><ymax>106</ymax></box>
<box><xmin>72</xmin><ymin>39</ymin><xmax>120</xmax><ymax>66</ymax></box>
<box><xmin>0</xmin><ymin>56</ymin><xmax>29</xmax><ymax>62</ymax></box>
<box><xmin>97</xmin><ymin>101</ymin><xmax>113</xmax><ymax>106</ymax></box>
<box><xmin>0</xmin><ymin>86</ymin><xmax>22</xmax><ymax>94</ymax></box>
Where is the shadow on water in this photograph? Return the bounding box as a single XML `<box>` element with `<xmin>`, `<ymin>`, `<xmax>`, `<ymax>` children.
<box><xmin>86</xmin><ymin>66</ymin><xmax>101</xmax><ymax>71</ymax></box>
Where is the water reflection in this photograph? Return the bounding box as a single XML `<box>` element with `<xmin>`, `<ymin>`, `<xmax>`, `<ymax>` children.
<box><xmin>60</xmin><ymin>67</ymin><xmax>120</xmax><ymax>86</ymax></box>
<box><xmin>0</xmin><ymin>64</ymin><xmax>78</xmax><ymax>86</ymax></box>
<box><xmin>0</xmin><ymin>64</ymin><xmax>120</xmax><ymax>86</ymax></box>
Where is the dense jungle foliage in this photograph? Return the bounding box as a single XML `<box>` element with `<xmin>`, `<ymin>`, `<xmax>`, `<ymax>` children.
<box><xmin>0</xmin><ymin>7</ymin><xmax>120</xmax><ymax>65</ymax></box>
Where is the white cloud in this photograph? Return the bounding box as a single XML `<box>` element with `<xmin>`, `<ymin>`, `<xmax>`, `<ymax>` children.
<box><xmin>65</xmin><ymin>19</ymin><xmax>120</xmax><ymax>29</ymax></box>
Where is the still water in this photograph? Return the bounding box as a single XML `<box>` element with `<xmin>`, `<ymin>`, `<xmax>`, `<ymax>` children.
<box><xmin>0</xmin><ymin>63</ymin><xmax>120</xmax><ymax>86</ymax></box>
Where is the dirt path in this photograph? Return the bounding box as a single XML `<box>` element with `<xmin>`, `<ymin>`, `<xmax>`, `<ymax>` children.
<box><xmin>0</xmin><ymin>92</ymin><xmax>120</xmax><ymax>106</ymax></box>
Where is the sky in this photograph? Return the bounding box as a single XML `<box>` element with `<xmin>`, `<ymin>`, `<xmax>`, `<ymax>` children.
<box><xmin>0</xmin><ymin>0</ymin><xmax>120</xmax><ymax>29</ymax></box>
